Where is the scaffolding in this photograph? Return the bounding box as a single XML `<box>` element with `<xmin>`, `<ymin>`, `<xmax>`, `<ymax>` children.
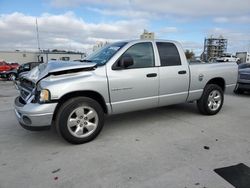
<box><xmin>202</xmin><ymin>36</ymin><xmax>227</xmax><ymax>62</ymax></box>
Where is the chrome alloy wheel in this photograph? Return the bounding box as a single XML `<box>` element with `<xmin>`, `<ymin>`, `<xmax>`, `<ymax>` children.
<box><xmin>207</xmin><ymin>90</ymin><xmax>222</xmax><ymax>111</ymax></box>
<box><xmin>67</xmin><ymin>106</ymin><xmax>99</xmax><ymax>138</ymax></box>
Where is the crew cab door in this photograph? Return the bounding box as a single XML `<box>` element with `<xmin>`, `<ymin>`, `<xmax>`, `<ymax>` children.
<box><xmin>156</xmin><ymin>42</ymin><xmax>190</xmax><ymax>106</ymax></box>
<box><xmin>107</xmin><ymin>42</ymin><xmax>159</xmax><ymax>114</ymax></box>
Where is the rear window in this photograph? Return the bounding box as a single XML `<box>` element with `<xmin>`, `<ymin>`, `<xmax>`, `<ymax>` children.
<box><xmin>156</xmin><ymin>42</ymin><xmax>181</xmax><ymax>66</ymax></box>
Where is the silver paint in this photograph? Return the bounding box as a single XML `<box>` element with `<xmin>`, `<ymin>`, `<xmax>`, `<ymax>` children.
<box><xmin>14</xmin><ymin>39</ymin><xmax>238</xmax><ymax>128</ymax></box>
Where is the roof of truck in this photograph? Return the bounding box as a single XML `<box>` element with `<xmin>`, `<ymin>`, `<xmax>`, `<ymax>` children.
<box><xmin>122</xmin><ymin>39</ymin><xmax>179</xmax><ymax>44</ymax></box>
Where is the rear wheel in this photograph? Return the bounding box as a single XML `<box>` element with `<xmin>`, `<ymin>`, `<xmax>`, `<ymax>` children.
<box><xmin>55</xmin><ymin>97</ymin><xmax>104</xmax><ymax>144</ymax></box>
<box><xmin>234</xmin><ymin>87</ymin><xmax>244</xmax><ymax>94</ymax></box>
<box><xmin>197</xmin><ymin>84</ymin><xmax>224</xmax><ymax>115</ymax></box>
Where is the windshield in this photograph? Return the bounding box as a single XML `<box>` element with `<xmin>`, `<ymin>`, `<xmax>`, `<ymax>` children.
<box><xmin>221</xmin><ymin>55</ymin><xmax>231</xmax><ymax>57</ymax></box>
<box><xmin>85</xmin><ymin>42</ymin><xmax>127</xmax><ymax>66</ymax></box>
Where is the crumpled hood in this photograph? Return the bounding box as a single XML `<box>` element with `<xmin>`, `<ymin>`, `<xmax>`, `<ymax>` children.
<box><xmin>23</xmin><ymin>61</ymin><xmax>97</xmax><ymax>83</ymax></box>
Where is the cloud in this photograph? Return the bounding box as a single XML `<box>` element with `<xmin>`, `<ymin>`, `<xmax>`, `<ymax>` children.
<box><xmin>158</xmin><ymin>27</ymin><xmax>178</xmax><ymax>34</ymax></box>
<box><xmin>51</xmin><ymin>0</ymin><xmax>250</xmax><ymax>17</ymax></box>
<box><xmin>213</xmin><ymin>17</ymin><xmax>229</xmax><ymax>23</ymax></box>
<box><xmin>180</xmin><ymin>41</ymin><xmax>203</xmax><ymax>55</ymax></box>
<box><xmin>87</xmin><ymin>7</ymin><xmax>156</xmax><ymax>19</ymax></box>
<box><xmin>0</xmin><ymin>12</ymin><xmax>147</xmax><ymax>51</ymax></box>
<box><xmin>214</xmin><ymin>16</ymin><xmax>250</xmax><ymax>24</ymax></box>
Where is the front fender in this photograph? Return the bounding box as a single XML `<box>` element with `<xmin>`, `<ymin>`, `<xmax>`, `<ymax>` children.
<box><xmin>39</xmin><ymin>66</ymin><xmax>110</xmax><ymax>105</ymax></box>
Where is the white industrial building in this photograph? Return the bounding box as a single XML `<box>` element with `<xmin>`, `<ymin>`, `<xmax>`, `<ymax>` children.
<box><xmin>140</xmin><ymin>29</ymin><xmax>155</xmax><ymax>40</ymax></box>
<box><xmin>0</xmin><ymin>51</ymin><xmax>86</xmax><ymax>64</ymax></box>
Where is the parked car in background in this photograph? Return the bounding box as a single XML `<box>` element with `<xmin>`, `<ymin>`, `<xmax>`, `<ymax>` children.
<box><xmin>0</xmin><ymin>61</ymin><xmax>20</xmax><ymax>80</ymax></box>
<box><xmin>234</xmin><ymin>63</ymin><xmax>250</xmax><ymax>94</ymax></box>
<box><xmin>0</xmin><ymin>62</ymin><xmax>41</xmax><ymax>80</ymax></box>
<box><xmin>236</xmin><ymin>52</ymin><xmax>250</xmax><ymax>64</ymax></box>
<box><xmin>0</xmin><ymin>69</ymin><xmax>18</xmax><ymax>80</ymax></box>
<box><xmin>217</xmin><ymin>54</ymin><xmax>240</xmax><ymax>63</ymax></box>
<box><xmin>188</xmin><ymin>57</ymin><xmax>205</xmax><ymax>64</ymax></box>
<box><xmin>17</xmin><ymin>62</ymin><xmax>42</xmax><ymax>77</ymax></box>
<box><xmin>0</xmin><ymin>61</ymin><xmax>19</xmax><ymax>72</ymax></box>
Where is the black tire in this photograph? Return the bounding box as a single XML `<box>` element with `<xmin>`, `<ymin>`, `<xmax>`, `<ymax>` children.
<box><xmin>234</xmin><ymin>88</ymin><xmax>244</xmax><ymax>94</ymax></box>
<box><xmin>55</xmin><ymin>97</ymin><xmax>104</xmax><ymax>144</ymax></box>
<box><xmin>8</xmin><ymin>73</ymin><xmax>17</xmax><ymax>80</ymax></box>
<box><xmin>197</xmin><ymin>84</ymin><xmax>224</xmax><ymax>115</ymax></box>
<box><xmin>20</xmin><ymin>122</ymin><xmax>51</xmax><ymax>131</ymax></box>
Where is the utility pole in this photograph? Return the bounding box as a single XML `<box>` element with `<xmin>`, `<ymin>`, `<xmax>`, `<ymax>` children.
<box><xmin>36</xmin><ymin>18</ymin><xmax>41</xmax><ymax>51</ymax></box>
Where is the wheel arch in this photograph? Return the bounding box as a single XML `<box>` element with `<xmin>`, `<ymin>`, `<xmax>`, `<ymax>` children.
<box><xmin>52</xmin><ymin>90</ymin><xmax>108</xmax><ymax>121</ymax></box>
<box><xmin>206</xmin><ymin>77</ymin><xmax>225</xmax><ymax>91</ymax></box>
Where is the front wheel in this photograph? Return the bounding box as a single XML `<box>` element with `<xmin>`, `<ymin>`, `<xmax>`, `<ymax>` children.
<box><xmin>197</xmin><ymin>84</ymin><xmax>224</xmax><ymax>115</ymax></box>
<box><xmin>8</xmin><ymin>73</ymin><xmax>17</xmax><ymax>80</ymax></box>
<box><xmin>55</xmin><ymin>97</ymin><xmax>104</xmax><ymax>144</ymax></box>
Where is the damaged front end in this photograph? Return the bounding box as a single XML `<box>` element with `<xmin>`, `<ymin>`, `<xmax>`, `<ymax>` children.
<box><xmin>14</xmin><ymin>77</ymin><xmax>37</xmax><ymax>105</ymax></box>
<box><xmin>13</xmin><ymin>61</ymin><xmax>97</xmax><ymax>128</ymax></box>
<box><xmin>14</xmin><ymin>61</ymin><xmax>97</xmax><ymax>104</ymax></box>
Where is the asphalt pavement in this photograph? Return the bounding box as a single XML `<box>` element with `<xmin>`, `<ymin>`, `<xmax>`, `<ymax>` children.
<box><xmin>0</xmin><ymin>81</ymin><xmax>250</xmax><ymax>188</ymax></box>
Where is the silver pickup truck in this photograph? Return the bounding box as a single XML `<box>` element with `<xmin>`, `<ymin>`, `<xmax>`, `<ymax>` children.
<box><xmin>14</xmin><ymin>40</ymin><xmax>238</xmax><ymax>144</ymax></box>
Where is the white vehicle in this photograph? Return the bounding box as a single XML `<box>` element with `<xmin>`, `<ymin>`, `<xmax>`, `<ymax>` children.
<box><xmin>217</xmin><ymin>54</ymin><xmax>240</xmax><ymax>63</ymax></box>
<box><xmin>236</xmin><ymin>52</ymin><xmax>250</xmax><ymax>64</ymax></box>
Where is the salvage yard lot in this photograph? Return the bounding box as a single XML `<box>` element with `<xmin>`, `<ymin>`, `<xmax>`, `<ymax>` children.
<box><xmin>0</xmin><ymin>81</ymin><xmax>250</xmax><ymax>188</ymax></box>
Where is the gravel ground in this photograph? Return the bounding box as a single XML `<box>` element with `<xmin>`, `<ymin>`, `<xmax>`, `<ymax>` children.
<box><xmin>0</xmin><ymin>81</ymin><xmax>250</xmax><ymax>188</ymax></box>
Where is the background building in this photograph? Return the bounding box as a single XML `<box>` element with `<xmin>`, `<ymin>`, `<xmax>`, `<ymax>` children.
<box><xmin>140</xmin><ymin>29</ymin><xmax>155</xmax><ymax>40</ymax></box>
<box><xmin>202</xmin><ymin>35</ymin><xmax>227</xmax><ymax>62</ymax></box>
<box><xmin>0</xmin><ymin>50</ymin><xmax>86</xmax><ymax>64</ymax></box>
<box><xmin>93</xmin><ymin>41</ymin><xmax>109</xmax><ymax>52</ymax></box>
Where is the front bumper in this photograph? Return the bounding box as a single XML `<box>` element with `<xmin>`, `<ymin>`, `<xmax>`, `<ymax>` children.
<box><xmin>14</xmin><ymin>96</ymin><xmax>57</xmax><ymax>127</ymax></box>
<box><xmin>225</xmin><ymin>84</ymin><xmax>237</xmax><ymax>94</ymax></box>
<box><xmin>237</xmin><ymin>83</ymin><xmax>250</xmax><ymax>91</ymax></box>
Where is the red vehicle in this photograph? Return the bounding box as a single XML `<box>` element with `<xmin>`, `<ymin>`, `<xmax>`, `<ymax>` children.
<box><xmin>0</xmin><ymin>61</ymin><xmax>19</xmax><ymax>72</ymax></box>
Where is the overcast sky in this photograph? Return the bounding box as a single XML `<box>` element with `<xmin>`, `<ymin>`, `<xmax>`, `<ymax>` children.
<box><xmin>0</xmin><ymin>0</ymin><xmax>249</xmax><ymax>55</ymax></box>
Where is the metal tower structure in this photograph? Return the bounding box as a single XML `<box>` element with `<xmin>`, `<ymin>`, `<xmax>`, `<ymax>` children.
<box><xmin>202</xmin><ymin>36</ymin><xmax>227</xmax><ymax>62</ymax></box>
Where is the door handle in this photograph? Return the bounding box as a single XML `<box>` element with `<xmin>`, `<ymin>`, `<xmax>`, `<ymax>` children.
<box><xmin>178</xmin><ymin>70</ymin><xmax>187</xmax><ymax>74</ymax></box>
<box><xmin>146</xmin><ymin>73</ymin><xmax>157</xmax><ymax>77</ymax></box>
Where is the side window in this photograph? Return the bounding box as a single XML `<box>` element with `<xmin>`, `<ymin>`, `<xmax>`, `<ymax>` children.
<box><xmin>120</xmin><ymin>42</ymin><xmax>155</xmax><ymax>69</ymax></box>
<box><xmin>60</xmin><ymin>57</ymin><xmax>70</xmax><ymax>61</ymax></box>
<box><xmin>23</xmin><ymin>64</ymin><xmax>30</xmax><ymax>69</ymax></box>
<box><xmin>156</xmin><ymin>42</ymin><xmax>181</xmax><ymax>66</ymax></box>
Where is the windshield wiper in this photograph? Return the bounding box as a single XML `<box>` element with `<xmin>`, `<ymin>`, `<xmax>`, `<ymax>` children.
<box><xmin>81</xmin><ymin>59</ymin><xmax>93</xmax><ymax>62</ymax></box>
<box><xmin>74</xmin><ymin>59</ymin><xmax>93</xmax><ymax>63</ymax></box>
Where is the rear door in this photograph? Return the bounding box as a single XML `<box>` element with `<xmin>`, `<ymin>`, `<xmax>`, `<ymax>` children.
<box><xmin>107</xmin><ymin>42</ymin><xmax>159</xmax><ymax>114</ymax></box>
<box><xmin>156</xmin><ymin>42</ymin><xmax>189</xmax><ymax>106</ymax></box>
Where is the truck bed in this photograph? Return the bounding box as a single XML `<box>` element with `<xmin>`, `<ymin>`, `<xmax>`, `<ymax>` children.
<box><xmin>187</xmin><ymin>62</ymin><xmax>238</xmax><ymax>101</ymax></box>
